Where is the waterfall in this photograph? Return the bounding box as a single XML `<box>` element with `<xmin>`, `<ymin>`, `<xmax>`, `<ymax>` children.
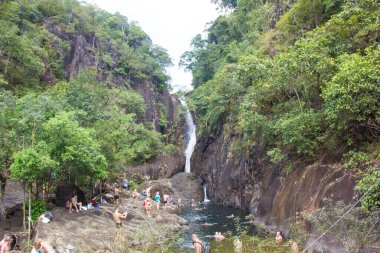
<box><xmin>183</xmin><ymin>101</ymin><xmax>196</xmax><ymax>173</ymax></box>
<box><xmin>203</xmin><ymin>184</ymin><xmax>210</xmax><ymax>203</ymax></box>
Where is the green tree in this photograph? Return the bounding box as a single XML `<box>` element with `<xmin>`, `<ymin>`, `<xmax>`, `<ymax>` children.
<box><xmin>96</xmin><ymin>109</ymin><xmax>163</xmax><ymax>170</ymax></box>
<box><xmin>10</xmin><ymin>146</ymin><xmax>56</xmax><ymax>242</ymax></box>
<box><xmin>41</xmin><ymin>112</ymin><xmax>107</xmax><ymax>185</ymax></box>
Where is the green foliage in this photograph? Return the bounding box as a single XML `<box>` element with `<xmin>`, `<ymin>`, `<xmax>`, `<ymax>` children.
<box><xmin>355</xmin><ymin>167</ymin><xmax>380</xmax><ymax>210</ymax></box>
<box><xmin>267</xmin><ymin>148</ymin><xmax>286</xmax><ymax>165</ymax></box>
<box><xmin>95</xmin><ymin>109</ymin><xmax>163</xmax><ymax>170</ymax></box>
<box><xmin>0</xmin><ymin>89</ymin><xmax>17</xmax><ymax>171</ymax></box>
<box><xmin>322</xmin><ymin>48</ymin><xmax>380</xmax><ymax>131</ymax></box>
<box><xmin>10</xmin><ymin>147</ymin><xmax>57</xmax><ymax>185</ymax></box>
<box><xmin>25</xmin><ymin>199</ymin><xmax>47</xmax><ymax>224</ymax></box>
<box><xmin>274</xmin><ymin>110</ymin><xmax>323</xmax><ymax>156</ymax></box>
<box><xmin>188</xmin><ymin>0</ymin><xmax>380</xmax><ymax>161</ymax></box>
<box><xmin>0</xmin><ymin>0</ymin><xmax>171</xmax><ymax>91</ymax></box>
<box><xmin>343</xmin><ymin>151</ymin><xmax>370</xmax><ymax>169</ymax></box>
<box><xmin>41</xmin><ymin>112</ymin><xmax>108</xmax><ymax>183</ymax></box>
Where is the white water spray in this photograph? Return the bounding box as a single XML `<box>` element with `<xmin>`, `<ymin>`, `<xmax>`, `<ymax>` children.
<box><xmin>203</xmin><ymin>184</ymin><xmax>210</xmax><ymax>203</ymax></box>
<box><xmin>184</xmin><ymin>105</ymin><xmax>196</xmax><ymax>173</ymax></box>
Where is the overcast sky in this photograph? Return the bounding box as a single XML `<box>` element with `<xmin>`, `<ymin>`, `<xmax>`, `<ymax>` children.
<box><xmin>85</xmin><ymin>0</ymin><xmax>220</xmax><ymax>92</ymax></box>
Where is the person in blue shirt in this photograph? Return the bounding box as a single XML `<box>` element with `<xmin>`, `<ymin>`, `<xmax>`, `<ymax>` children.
<box><xmin>122</xmin><ymin>178</ymin><xmax>128</xmax><ymax>190</ymax></box>
<box><xmin>154</xmin><ymin>192</ymin><xmax>161</xmax><ymax>210</ymax></box>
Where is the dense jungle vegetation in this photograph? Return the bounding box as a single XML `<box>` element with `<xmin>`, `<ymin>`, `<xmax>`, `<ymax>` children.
<box><xmin>0</xmin><ymin>0</ymin><xmax>176</xmax><ymax>197</ymax></box>
<box><xmin>181</xmin><ymin>0</ymin><xmax>380</xmax><ymax>209</ymax></box>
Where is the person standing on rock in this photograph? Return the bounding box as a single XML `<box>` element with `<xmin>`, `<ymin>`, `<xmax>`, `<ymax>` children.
<box><xmin>122</xmin><ymin>174</ymin><xmax>128</xmax><ymax>190</ymax></box>
<box><xmin>113</xmin><ymin>208</ymin><xmax>128</xmax><ymax>228</ymax></box>
<box><xmin>145</xmin><ymin>198</ymin><xmax>152</xmax><ymax>217</ymax></box>
<box><xmin>114</xmin><ymin>187</ymin><xmax>121</xmax><ymax>205</ymax></box>
<box><xmin>154</xmin><ymin>192</ymin><xmax>161</xmax><ymax>210</ymax></box>
<box><xmin>146</xmin><ymin>186</ymin><xmax>152</xmax><ymax>198</ymax></box>
<box><xmin>113</xmin><ymin>208</ymin><xmax>128</xmax><ymax>243</ymax></box>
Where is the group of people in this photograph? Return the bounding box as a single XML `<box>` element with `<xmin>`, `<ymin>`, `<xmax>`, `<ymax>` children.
<box><xmin>276</xmin><ymin>231</ymin><xmax>299</xmax><ymax>253</ymax></box>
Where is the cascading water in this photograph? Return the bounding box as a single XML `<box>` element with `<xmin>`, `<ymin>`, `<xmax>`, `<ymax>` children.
<box><xmin>203</xmin><ymin>184</ymin><xmax>210</xmax><ymax>203</ymax></box>
<box><xmin>183</xmin><ymin>102</ymin><xmax>196</xmax><ymax>173</ymax></box>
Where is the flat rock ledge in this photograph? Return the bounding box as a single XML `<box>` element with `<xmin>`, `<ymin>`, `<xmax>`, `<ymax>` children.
<box><xmin>34</xmin><ymin>197</ymin><xmax>188</xmax><ymax>253</ymax></box>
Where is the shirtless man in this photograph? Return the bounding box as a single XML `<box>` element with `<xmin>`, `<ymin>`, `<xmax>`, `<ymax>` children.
<box><xmin>0</xmin><ymin>233</ymin><xmax>11</xmax><ymax>253</ymax></box>
<box><xmin>146</xmin><ymin>186</ymin><xmax>152</xmax><ymax>198</ymax></box>
<box><xmin>191</xmin><ymin>234</ymin><xmax>202</xmax><ymax>253</ymax></box>
<box><xmin>113</xmin><ymin>208</ymin><xmax>128</xmax><ymax>228</ymax></box>
<box><xmin>114</xmin><ymin>187</ymin><xmax>121</xmax><ymax>205</ymax></box>
<box><xmin>275</xmin><ymin>231</ymin><xmax>283</xmax><ymax>244</ymax></box>
<box><xmin>163</xmin><ymin>194</ymin><xmax>169</xmax><ymax>210</ymax></box>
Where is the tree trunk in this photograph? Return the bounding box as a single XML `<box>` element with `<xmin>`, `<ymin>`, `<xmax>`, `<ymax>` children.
<box><xmin>23</xmin><ymin>189</ymin><xmax>26</xmax><ymax>230</ymax></box>
<box><xmin>28</xmin><ymin>186</ymin><xmax>32</xmax><ymax>243</ymax></box>
<box><xmin>0</xmin><ymin>177</ymin><xmax>6</xmax><ymax>221</ymax></box>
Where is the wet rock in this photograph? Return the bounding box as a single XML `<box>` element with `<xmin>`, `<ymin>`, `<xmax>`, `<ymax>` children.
<box><xmin>191</xmin><ymin>129</ymin><xmax>355</xmax><ymax>243</ymax></box>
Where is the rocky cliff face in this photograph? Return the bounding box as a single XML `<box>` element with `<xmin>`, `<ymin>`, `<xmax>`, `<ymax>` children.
<box><xmin>191</xmin><ymin>126</ymin><xmax>355</xmax><ymax>235</ymax></box>
<box><xmin>42</xmin><ymin>19</ymin><xmax>179</xmax><ymax>134</ymax></box>
<box><xmin>40</xmin><ymin>20</ymin><xmax>185</xmax><ymax>179</ymax></box>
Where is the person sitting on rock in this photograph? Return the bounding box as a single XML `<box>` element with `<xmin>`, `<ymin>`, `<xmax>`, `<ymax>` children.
<box><xmin>69</xmin><ymin>193</ymin><xmax>79</xmax><ymax>213</ymax></box>
<box><xmin>191</xmin><ymin>234</ymin><xmax>202</xmax><ymax>253</ymax></box>
<box><xmin>191</xmin><ymin>199</ymin><xmax>197</xmax><ymax>207</ymax></box>
<box><xmin>31</xmin><ymin>242</ymin><xmax>42</xmax><ymax>253</ymax></box>
<box><xmin>36</xmin><ymin>238</ymin><xmax>55</xmax><ymax>253</ymax></box>
<box><xmin>275</xmin><ymin>231</ymin><xmax>283</xmax><ymax>244</ymax></box>
<box><xmin>154</xmin><ymin>192</ymin><xmax>161</xmax><ymax>210</ymax></box>
<box><xmin>113</xmin><ymin>208</ymin><xmax>127</xmax><ymax>229</ymax></box>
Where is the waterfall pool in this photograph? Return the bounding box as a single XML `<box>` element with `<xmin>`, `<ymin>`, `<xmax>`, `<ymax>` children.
<box><xmin>166</xmin><ymin>203</ymin><xmax>291</xmax><ymax>253</ymax></box>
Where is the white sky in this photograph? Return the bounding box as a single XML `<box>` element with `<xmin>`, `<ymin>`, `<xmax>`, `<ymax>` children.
<box><xmin>85</xmin><ymin>0</ymin><xmax>220</xmax><ymax>92</ymax></box>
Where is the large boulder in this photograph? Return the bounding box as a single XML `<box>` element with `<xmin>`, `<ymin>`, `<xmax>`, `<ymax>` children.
<box><xmin>55</xmin><ymin>182</ymin><xmax>86</xmax><ymax>207</ymax></box>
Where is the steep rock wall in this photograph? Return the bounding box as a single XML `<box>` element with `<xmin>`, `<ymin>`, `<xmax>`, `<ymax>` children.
<box><xmin>191</xmin><ymin>128</ymin><xmax>355</xmax><ymax>233</ymax></box>
<box><xmin>43</xmin><ymin>19</ymin><xmax>179</xmax><ymax>134</ymax></box>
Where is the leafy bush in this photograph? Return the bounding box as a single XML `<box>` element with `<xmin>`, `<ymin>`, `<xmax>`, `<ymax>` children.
<box><xmin>25</xmin><ymin>199</ymin><xmax>47</xmax><ymax>224</ymax></box>
<box><xmin>343</xmin><ymin>151</ymin><xmax>370</xmax><ymax>169</ymax></box>
<box><xmin>267</xmin><ymin>148</ymin><xmax>286</xmax><ymax>165</ymax></box>
<box><xmin>355</xmin><ymin>167</ymin><xmax>380</xmax><ymax>210</ymax></box>
<box><xmin>274</xmin><ymin>110</ymin><xmax>323</xmax><ymax>156</ymax></box>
